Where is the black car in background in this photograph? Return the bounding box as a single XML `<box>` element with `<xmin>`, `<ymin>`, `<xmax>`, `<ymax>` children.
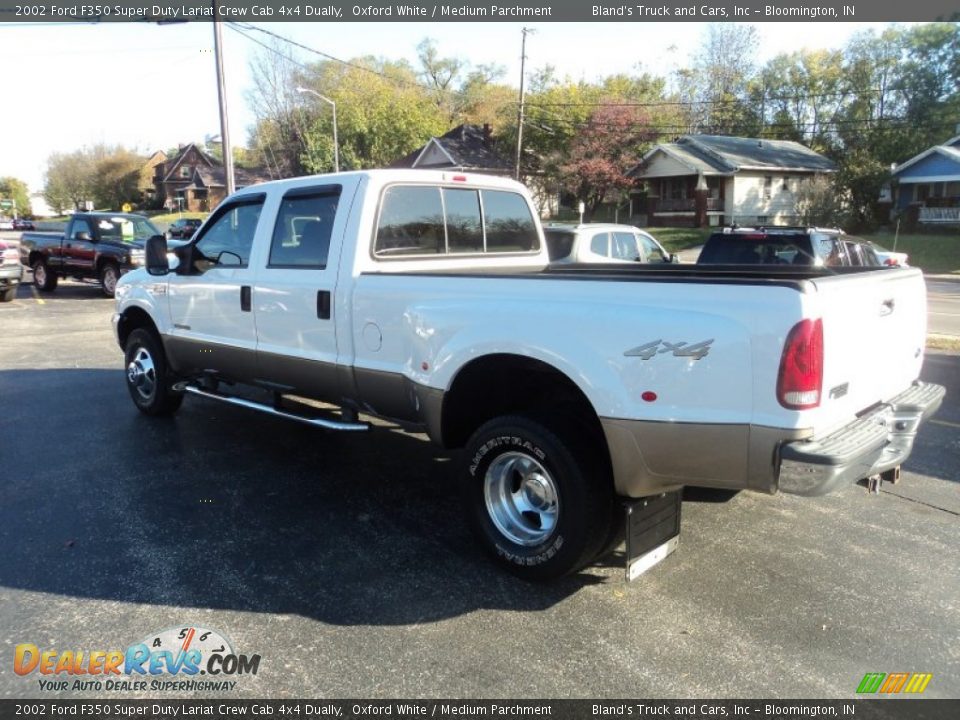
<box><xmin>167</xmin><ymin>217</ymin><xmax>203</xmax><ymax>239</ymax></box>
<box><xmin>12</xmin><ymin>219</ymin><xmax>35</xmax><ymax>231</ymax></box>
<box><xmin>697</xmin><ymin>227</ymin><xmax>882</xmax><ymax>267</ymax></box>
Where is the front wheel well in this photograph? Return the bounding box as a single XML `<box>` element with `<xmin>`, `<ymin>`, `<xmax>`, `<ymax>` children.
<box><xmin>117</xmin><ymin>307</ymin><xmax>160</xmax><ymax>349</ymax></box>
<box><xmin>440</xmin><ymin>354</ymin><xmax>609</xmax><ymax>456</ymax></box>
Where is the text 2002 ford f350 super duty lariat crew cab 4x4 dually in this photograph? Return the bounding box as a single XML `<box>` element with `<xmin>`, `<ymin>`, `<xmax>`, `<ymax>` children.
<box><xmin>113</xmin><ymin>170</ymin><xmax>944</xmax><ymax>581</ymax></box>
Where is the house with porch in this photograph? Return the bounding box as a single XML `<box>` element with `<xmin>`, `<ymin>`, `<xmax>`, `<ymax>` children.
<box><xmin>889</xmin><ymin>135</ymin><xmax>960</xmax><ymax>225</ymax></box>
<box><xmin>627</xmin><ymin>135</ymin><xmax>836</xmax><ymax>227</ymax></box>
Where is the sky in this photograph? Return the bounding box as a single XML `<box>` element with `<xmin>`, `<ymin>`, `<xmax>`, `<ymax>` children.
<box><xmin>0</xmin><ymin>20</ymin><xmax>912</xmax><ymax>194</ymax></box>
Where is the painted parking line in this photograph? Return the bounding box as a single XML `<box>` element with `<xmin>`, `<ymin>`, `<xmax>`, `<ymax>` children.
<box><xmin>930</xmin><ymin>418</ymin><xmax>960</xmax><ymax>430</ymax></box>
<box><xmin>29</xmin><ymin>285</ymin><xmax>45</xmax><ymax>305</ymax></box>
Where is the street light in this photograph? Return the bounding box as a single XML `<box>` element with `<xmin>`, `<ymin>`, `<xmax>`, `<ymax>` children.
<box><xmin>296</xmin><ymin>87</ymin><xmax>340</xmax><ymax>173</ymax></box>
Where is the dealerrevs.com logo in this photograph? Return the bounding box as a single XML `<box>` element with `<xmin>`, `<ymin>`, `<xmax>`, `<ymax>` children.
<box><xmin>14</xmin><ymin>626</ymin><xmax>261</xmax><ymax>692</ymax></box>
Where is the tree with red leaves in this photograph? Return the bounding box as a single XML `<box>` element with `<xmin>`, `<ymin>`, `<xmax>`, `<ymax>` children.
<box><xmin>557</xmin><ymin>104</ymin><xmax>655</xmax><ymax>221</ymax></box>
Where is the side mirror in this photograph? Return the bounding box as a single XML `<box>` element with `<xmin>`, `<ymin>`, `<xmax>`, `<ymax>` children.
<box><xmin>669</xmin><ymin>253</ymin><xmax>680</xmax><ymax>264</ymax></box>
<box><xmin>76</xmin><ymin>231</ymin><xmax>92</xmax><ymax>242</ymax></box>
<box><xmin>145</xmin><ymin>234</ymin><xmax>170</xmax><ymax>276</ymax></box>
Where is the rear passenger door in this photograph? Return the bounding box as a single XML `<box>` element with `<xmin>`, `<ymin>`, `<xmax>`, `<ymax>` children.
<box><xmin>253</xmin><ymin>184</ymin><xmax>344</xmax><ymax>398</ymax></box>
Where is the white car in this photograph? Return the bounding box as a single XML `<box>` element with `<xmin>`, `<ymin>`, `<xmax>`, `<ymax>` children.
<box><xmin>543</xmin><ymin>223</ymin><xmax>677</xmax><ymax>265</ymax></box>
<box><xmin>868</xmin><ymin>242</ymin><xmax>909</xmax><ymax>267</ymax></box>
<box><xmin>0</xmin><ymin>218</ymin><xmax>14</xmax><ymax>231</ymax></box>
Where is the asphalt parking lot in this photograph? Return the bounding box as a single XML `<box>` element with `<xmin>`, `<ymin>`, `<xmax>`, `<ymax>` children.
<box><xmin>0</xmin><ymin>278</ymin><xmax>958</xmax><ymax>700</ymax></box>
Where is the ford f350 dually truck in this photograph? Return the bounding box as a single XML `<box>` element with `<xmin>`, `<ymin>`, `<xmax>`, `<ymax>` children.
<box><xmin>113</xmin><ymin>170</ymin><xmax>944</xmax><ymax>581</ymax></box>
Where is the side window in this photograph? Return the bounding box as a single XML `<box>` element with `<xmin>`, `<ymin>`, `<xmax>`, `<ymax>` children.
<box><xmin>481</xmin><ymin>190</ymin><xmax>538</xmax><ymax>252</ymax></box>
<box><xmin>543</xmin><ymin>230</ymin><xmax>574</xmax><ymax>261</ymax></box>
<box><xmin>375</xmin><ymin>186</ymin><xmax>444</xmax><ymax>256</ymax></box>
<box><xmin>443</xmin><ymin>188</ymin><xmax>483</xmax><ymax>253</ymax></box>
<box><xmin>194</xmin><ymin>199</ymin><xmax>264</xmax><ymax>267</ymax></box>
<box><xmin>590</xmin><ymin>233</ymin><xmax>610</xmax><ymax>257</ymax></box>
<box><xmin>637</xmin><ymin>233</ymin><xmax>668</xmax><ymax>263</ymax></box>
<box><xmin>611</xmin><ymin>232</ymin><xmax>639</xmax><ymax>261</ymax></box>
<box><xmin>268</xmin><ymin>190</ymin><xmax>340</xmax><ymax>268</ymax></box>
<box><xmin>71</xmin><ymin>219</ymin><xmax>92</xmax><ymax>239</ymax></box>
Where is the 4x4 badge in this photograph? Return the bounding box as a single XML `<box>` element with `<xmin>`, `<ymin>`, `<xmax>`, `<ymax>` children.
<box><xmin>624</xmin><ymin>339</ymin><xmax>714</xmax><ymax>361</ymax></box>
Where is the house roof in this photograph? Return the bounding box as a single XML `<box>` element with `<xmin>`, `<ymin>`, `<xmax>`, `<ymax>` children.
<box><xmin>161</xmin><ymin>143</ymin><xmax>218</xmax><ymax>183</ymax></box>
<box><xmin>391</xmin><ymin>124</ymin><xmax>511</xmax><ymax>173</ymax></box>
<box><xmin>185</xmin><ymin>165</ymin><xmax>272</xmax><ymax>190</ymax></box>
<box><xmin>892</xmin><ymin>136</ymin><xmax>960</xmax><ymax>178</ymax></box>
<box><xmin>630</xmin><ymin>134</ymin><xmax>836</xmax><ymax>178</ymax></box>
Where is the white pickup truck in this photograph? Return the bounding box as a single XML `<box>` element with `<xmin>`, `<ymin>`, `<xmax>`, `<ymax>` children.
<box><xmin>113</xmin><ymin>170</ymin><xmax>944</xmax><ymax>580</ymax></box>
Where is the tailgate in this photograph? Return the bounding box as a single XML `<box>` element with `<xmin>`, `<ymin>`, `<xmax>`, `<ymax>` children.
<box><xmin>807</xmin><ymin>268</ymin><xmax>927</xmax><ymax>435</ymax></box>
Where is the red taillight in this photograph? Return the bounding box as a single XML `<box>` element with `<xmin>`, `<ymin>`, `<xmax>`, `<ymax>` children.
<box><xmin>884</xmin><ymin>258</ymin><xmax>898</xmax><ymax>266</ymax></box>
<box><xmin>777</xmin><ymin>318</ymin><xmax>823</xmax><ymax>410</ymax></box>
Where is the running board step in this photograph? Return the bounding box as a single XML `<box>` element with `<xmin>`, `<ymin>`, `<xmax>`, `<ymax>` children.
<box><xmin>182</xmin><ymin>385</ymin><xmax>369</xmax><ymax>432</ymax></box>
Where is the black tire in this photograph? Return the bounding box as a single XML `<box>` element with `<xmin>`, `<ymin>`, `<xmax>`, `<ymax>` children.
<box><xmin>461</xmin><ymin>415</ymin><xmax>613</xmax><ymax>581</ymax></box>
<box><xmin>99</xmin><ymin>262</ymin><xmax>120</xmax><ymax>298</ymax></box>
<box><xmin>124</xmin><ymin>328</ymin><xmax>184</xmax><ymax>416</ymax></box>
<box><xmin>0</xmin><ymin>286</ymin><xmax>15</xmax><ymax>302</ymax></box>
<box><xmin>32</xmin><ymin>259</ymin><xmax>57</xmax><ymax>292</ymax></box>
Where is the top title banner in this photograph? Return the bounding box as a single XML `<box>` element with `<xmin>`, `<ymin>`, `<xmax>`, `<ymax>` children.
<box><xmin>1</xmin><ymin>0</ymin><xmax>958</xmax><ymax>22</ymax></box>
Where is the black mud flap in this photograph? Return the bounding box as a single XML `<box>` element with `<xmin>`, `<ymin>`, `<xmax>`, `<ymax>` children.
<box><xmin>624</xmin><ymin>491</ymin><xmax>681</xmax><ymax>582</ymax></box>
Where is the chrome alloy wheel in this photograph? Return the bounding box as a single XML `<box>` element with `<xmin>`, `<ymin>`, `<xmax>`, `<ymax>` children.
<box><xmin>102</xmin><ymin>266</ymin><xmax>118</xmax><ymax>295</ymax></box>
<box><xmin>483</xmin><ymin>451</ymin><xmax>559</xmax><ymax>546</ymax></box>
<box><xmin>33</xmin><ymin>263</ymin><xmax>46</xmax><ymax>286</ymax></box>
<box><xmin>127</xmin><ymin>347</ymin><xmax>157</xmax><ymax>401</ymax></box>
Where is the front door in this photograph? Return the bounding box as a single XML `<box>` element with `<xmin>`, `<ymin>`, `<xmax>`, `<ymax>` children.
<box><xmin>166</xmin><ymin>195</ymin><xmax>266</xmax><ymax>381</ymax></box>
<box><xmin>63</xmin><ymin>218</ymin><xmax>97</xmax><ymax>274</ymax></box>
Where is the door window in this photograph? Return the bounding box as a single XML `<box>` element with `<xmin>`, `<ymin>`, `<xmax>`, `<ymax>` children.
<box><xmin>268</xmin><ymin>190</ymin><xmax>340</xmax><ymax>268</ymax></box>
<box><xmin>611</xmin><ymin>232</ymin><xmax>639</xmax><ymax>261</ymax></box>
<box><xmin>71</xmin><ymin>220</ymin><xmax>92</xmax><ymax>240</ymax></box>
<box><xmin>637</xmin><ymin>232</ymin><xmax>669</xmax><ymax>263</ymax></box>
<box><xmin>193</xmin><ymin>198</ymin><xmax>264</xmax><ymax>268</ymax></box>
<box><xmin>590</xmin><ymin>233</ymin><xmax>610</xmax><ymax>257</ymax></box>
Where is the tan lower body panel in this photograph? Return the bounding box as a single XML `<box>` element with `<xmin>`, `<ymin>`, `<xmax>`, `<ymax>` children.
<box><xmin>601</xmin><ymin>418</ymin><xmax>810</xmax><ymax>498</ymax></box>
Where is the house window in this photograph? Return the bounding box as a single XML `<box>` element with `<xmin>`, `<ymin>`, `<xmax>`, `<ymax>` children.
<box><xmin>763</xmin><ymin>176</ymin><xmax>773</xmax><ymax>200</ymax></box>
<box><xmin>782</xmin><ymin>177</ymin><xmax>790</xmax><ymax>192</ymax></box>
<box><xmin>179</xmin><ymin>166</ymin><xmax>191</xmax><ymax>179</ymax></box>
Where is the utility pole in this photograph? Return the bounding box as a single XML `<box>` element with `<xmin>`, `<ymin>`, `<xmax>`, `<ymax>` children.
<box><xmin>212</xmin><ymin>2</ymin><xmax>235</xmax><ymax>195</ymax></box>
<box><xmin>514</xmin><ymin>27</ymin><xmax>534</xmax><ymax>181</ymax></box>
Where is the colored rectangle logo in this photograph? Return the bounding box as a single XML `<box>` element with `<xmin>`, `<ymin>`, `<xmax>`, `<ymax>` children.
<box><xmin>857</xmin><ymin>672</ymin><xmax>932</xmax><ymax>694</ymax></box>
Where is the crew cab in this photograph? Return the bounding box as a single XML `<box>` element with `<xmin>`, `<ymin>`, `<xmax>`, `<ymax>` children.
<box><xmin>113</xmin><ymin>170</ymin><xmax>944</xmax><ymax>580</ymax></box>
<box><xmin>20</xmin><ymin>212</ymin><xmax>165</xmax><ymax>297</ymax></box>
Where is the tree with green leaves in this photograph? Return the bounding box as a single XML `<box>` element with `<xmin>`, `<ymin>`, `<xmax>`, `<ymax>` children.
<box><xmin>0</xmin><ymin>177</ymin><xmax>31</xmax><ymax>217</ymax></box>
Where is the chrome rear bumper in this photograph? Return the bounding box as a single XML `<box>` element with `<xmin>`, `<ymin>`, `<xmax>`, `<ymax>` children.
<box><xmin>778</xmin><ymin>381</ymin><xmax>945</xmax><ymax>496</ymax></box>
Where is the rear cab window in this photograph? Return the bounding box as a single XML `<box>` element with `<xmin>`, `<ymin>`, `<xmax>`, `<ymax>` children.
<box><xmin>374</xmin><ymin>184</ymin><xmax>539</xmax><ymax>258</ymax></box>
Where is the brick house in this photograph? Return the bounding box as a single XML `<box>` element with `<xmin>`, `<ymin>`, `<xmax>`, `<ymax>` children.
<box><xmin>153</xmin><ymin>143</ymin><xmax>271</xmax><ymax>212</ymax></box>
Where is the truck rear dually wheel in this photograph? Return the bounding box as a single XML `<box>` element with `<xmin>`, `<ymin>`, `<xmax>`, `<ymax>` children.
<box><xmin>461</xmin><ymin>415</ymin><xmax>612</xmax><ymax>581</ymax></box>
<box><xmin>124</xmin><ymin>328</ymin><xmax>183</xmax><ymax>416</ymax></box>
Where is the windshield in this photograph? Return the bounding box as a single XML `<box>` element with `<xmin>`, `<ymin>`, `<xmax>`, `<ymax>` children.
<box><xmin>96</xmin><ymin>216</ymin><xmax>162</xmax><ymax>242</ymax></box>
